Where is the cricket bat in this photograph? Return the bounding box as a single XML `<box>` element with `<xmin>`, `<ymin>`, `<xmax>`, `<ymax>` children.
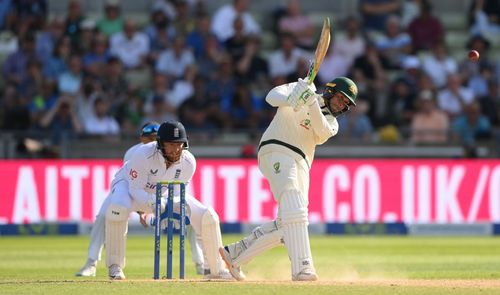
<box><xmin>305</xmin><ymin>17</ymin><xmax>331</xmax><ymax>85</ymax></box>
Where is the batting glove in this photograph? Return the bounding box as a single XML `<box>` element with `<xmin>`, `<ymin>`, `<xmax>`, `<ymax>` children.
<box><xmin>287</xmin><ymin>78</ymin><xmax>318</xmax><ymax>111</ymax></box>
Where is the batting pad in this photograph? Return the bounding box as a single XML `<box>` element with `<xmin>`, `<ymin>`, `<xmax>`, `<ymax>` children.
<box><xmin>279</xmin><ymin>190</ymin><xmax>315</xmax><ymax>276</ymax></box>
<box><xmin>105</xmin><ymin>204</ymin><xmax>129</xmax><ymax>268</ymax></box>
<box><xmin>231</xmin><ymin>220</ymin><xmax>283</xmax><ymax>266</ymax></box>
<box><xmin>201</xmin><ymin>207</ymin><xmax>225</xmax><ymax>275</ymax></box>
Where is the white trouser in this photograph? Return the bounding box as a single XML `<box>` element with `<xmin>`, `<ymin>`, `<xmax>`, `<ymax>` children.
<box><xmin>259</xmin><ymin>151</ymin><xmax>315</xmax><ymax>277</ymax></box>
<box><xmin>187</xmin><ymin>225</ymin><xmax>204</xmax><ymax>268</ymax></box>
<box><xmin>258</xmin><ymin>151</ymin><xmax>309</xmax><ymax>201</ymax></box>
<box><xmin>87</xmin><ymin>196</ymin><xmax>111</xmax><ymax>261</ymax></box>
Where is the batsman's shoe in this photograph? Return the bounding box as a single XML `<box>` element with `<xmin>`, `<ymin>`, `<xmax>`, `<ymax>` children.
<box><xmin>219</xmin><ymin>246</ymin><xmax>246</xmax><ymax>281</ymax></box>
<box><xmin>204</xmin><ymin>269</ymin><xmax>235</xmax><ymax>281</ymax></box>
<box><xmin>75</xmin><ymin>259</ymin><xmax>97</xmax><ymax>277</ymax></box>
<box><xmin>108</xmin><ymin>264</ymin><xmax>126</xmax><ymax>280</ymax></box>
<box><xmin>292</xmin><ymin>269</ymin><xmax>318</xmax><ymax>281</ymax></box>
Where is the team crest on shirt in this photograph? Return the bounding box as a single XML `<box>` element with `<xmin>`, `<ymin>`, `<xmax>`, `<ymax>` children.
<box><xmin>300</xmin><ymin>119</ymin><xmax>311</xmax><ymax>130</ymax></box>
<box><xmin>174</xmin><ymin>169</ymin><xmax>181</xmax><ymax>179</ymax></box>
<box><xmin>273</xmin><ymin>162</ymin><xmax>281</xmax><ymax>174</ymax></box>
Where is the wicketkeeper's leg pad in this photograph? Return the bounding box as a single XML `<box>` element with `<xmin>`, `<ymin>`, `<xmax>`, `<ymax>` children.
<box><xmin>105</xmin><ymin>204</ymin><xmax>129</xmax><ymax>268</ymax></box>
<box><xmin>200</xmin><ymin>207</ymin><xmax>225</xmax><ymax>276</ymax></box>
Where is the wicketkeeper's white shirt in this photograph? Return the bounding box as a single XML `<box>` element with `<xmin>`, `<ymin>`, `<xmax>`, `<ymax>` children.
<box><xmin>111</xmin><ymin>142</ymin><xmax>195</xmax><ymax>212</ymax></box>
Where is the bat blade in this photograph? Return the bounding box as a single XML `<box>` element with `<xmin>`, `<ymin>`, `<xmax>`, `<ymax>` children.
<box><xmin>307</xmin><ymin>17</ymin><xmax>331</xmax><ymax>85</ymax></box>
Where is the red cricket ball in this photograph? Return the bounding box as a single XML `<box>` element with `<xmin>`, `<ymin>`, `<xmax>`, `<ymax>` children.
<box><xmin>468</xmin><ymin>50</ymin><xmax>480</xmax><ymax>62</ymax></box>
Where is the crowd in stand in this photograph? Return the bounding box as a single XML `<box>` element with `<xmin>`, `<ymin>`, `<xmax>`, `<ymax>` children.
<box><xmin>0</xmin><ymin>0</ymin><xmax>499</xmax><ymax>153</ymax></box>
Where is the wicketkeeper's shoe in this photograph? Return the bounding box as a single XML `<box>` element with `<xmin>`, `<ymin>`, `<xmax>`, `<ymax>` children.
<box><xmin>108</xmin><ymin>264</ymin><xmax>126</xmax><ymax>280</ymax></box>
<box><xmin>75</xmin><ymin>259</ymin><xmax>97</xmax><ymax>277</ymax></box>
<box><xmin>292</xmin><ymin>269</ymin><xmax>318</xmax><ymax>281</ymax></box>
<box><xmin>219</xmin><ymin>246</ymin><xmax>246</xmax><ymax>281</ymax></box>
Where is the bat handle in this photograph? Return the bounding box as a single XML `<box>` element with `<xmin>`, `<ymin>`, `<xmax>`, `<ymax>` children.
<box><xmin>306</xmin><ymin>62</ymin><xmax>315</xmax><ymax>85</ymax></box>
<box><xmin>307</xmin><ymin>72</ymin><xmax>317</xmax><ymax>85</ymax></box>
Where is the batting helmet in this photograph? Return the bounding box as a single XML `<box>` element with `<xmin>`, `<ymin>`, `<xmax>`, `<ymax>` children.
<box><xmin>323</xmin><ymin>77</ymin><xmax>358</xmax><ymax>116</ymax></box>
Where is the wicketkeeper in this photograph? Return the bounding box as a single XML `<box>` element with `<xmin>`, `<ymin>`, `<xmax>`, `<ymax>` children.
<box><xmin>77</xmin><ymin>120</ymin><xmax>235</xmax><ymax>280</ymax></box>
<box><xmin>124</xmin><ymin>122</ymin><xmax>207</xmax><ymax>275</ymax></box>
<box><xmin>76</xmin><ymin>122</ymin><xmax>206</xmax><ymax>277</ymax></box>
<box><xmin>220</xmin><ymin>77</ymin><xmax>358</xmax><ymax>281</ymax></box>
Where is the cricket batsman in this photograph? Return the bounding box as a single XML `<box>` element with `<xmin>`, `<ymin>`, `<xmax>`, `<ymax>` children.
<box><xmin>220</xmin><ymin>77</ymin><xmax>358</xmax><ymax>281</ymax></box>
<box><xmin>78</xmin><ymin>120</ymin><xmax>234</xmax><ymax>280</ymax></box>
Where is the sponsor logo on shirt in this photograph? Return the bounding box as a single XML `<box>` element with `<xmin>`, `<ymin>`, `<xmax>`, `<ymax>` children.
<box><xmin>150</xmin><ymin>169</ymin><xmax>158</xmax><ymax>175</ymax></box>
<box><xmin>129</xmin><ymin>169</ymin><xmax>138</xmax><ymax>179</ymax></box>
<box><xmin>175</xmin><ymin>169</ymin><xmax>181</xmax><ymax>179</ymax></box>
<box><xmin>300</xmin><ymin>119</ymin><xmax>311</xmax><ymax>130</ymax></box>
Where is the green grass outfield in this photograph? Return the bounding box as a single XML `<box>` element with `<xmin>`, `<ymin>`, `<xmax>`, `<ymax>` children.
<box><xmin>1</xmin><ymin>235</ymin><xmax>500</xmax><ymax>295</ymax></box>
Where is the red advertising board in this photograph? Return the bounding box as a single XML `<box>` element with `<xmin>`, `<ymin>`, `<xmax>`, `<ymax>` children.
<box><xmin>0</xmin><ymin>159</ymin><xmax>499</xmax><ymax>224</ymax></box>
